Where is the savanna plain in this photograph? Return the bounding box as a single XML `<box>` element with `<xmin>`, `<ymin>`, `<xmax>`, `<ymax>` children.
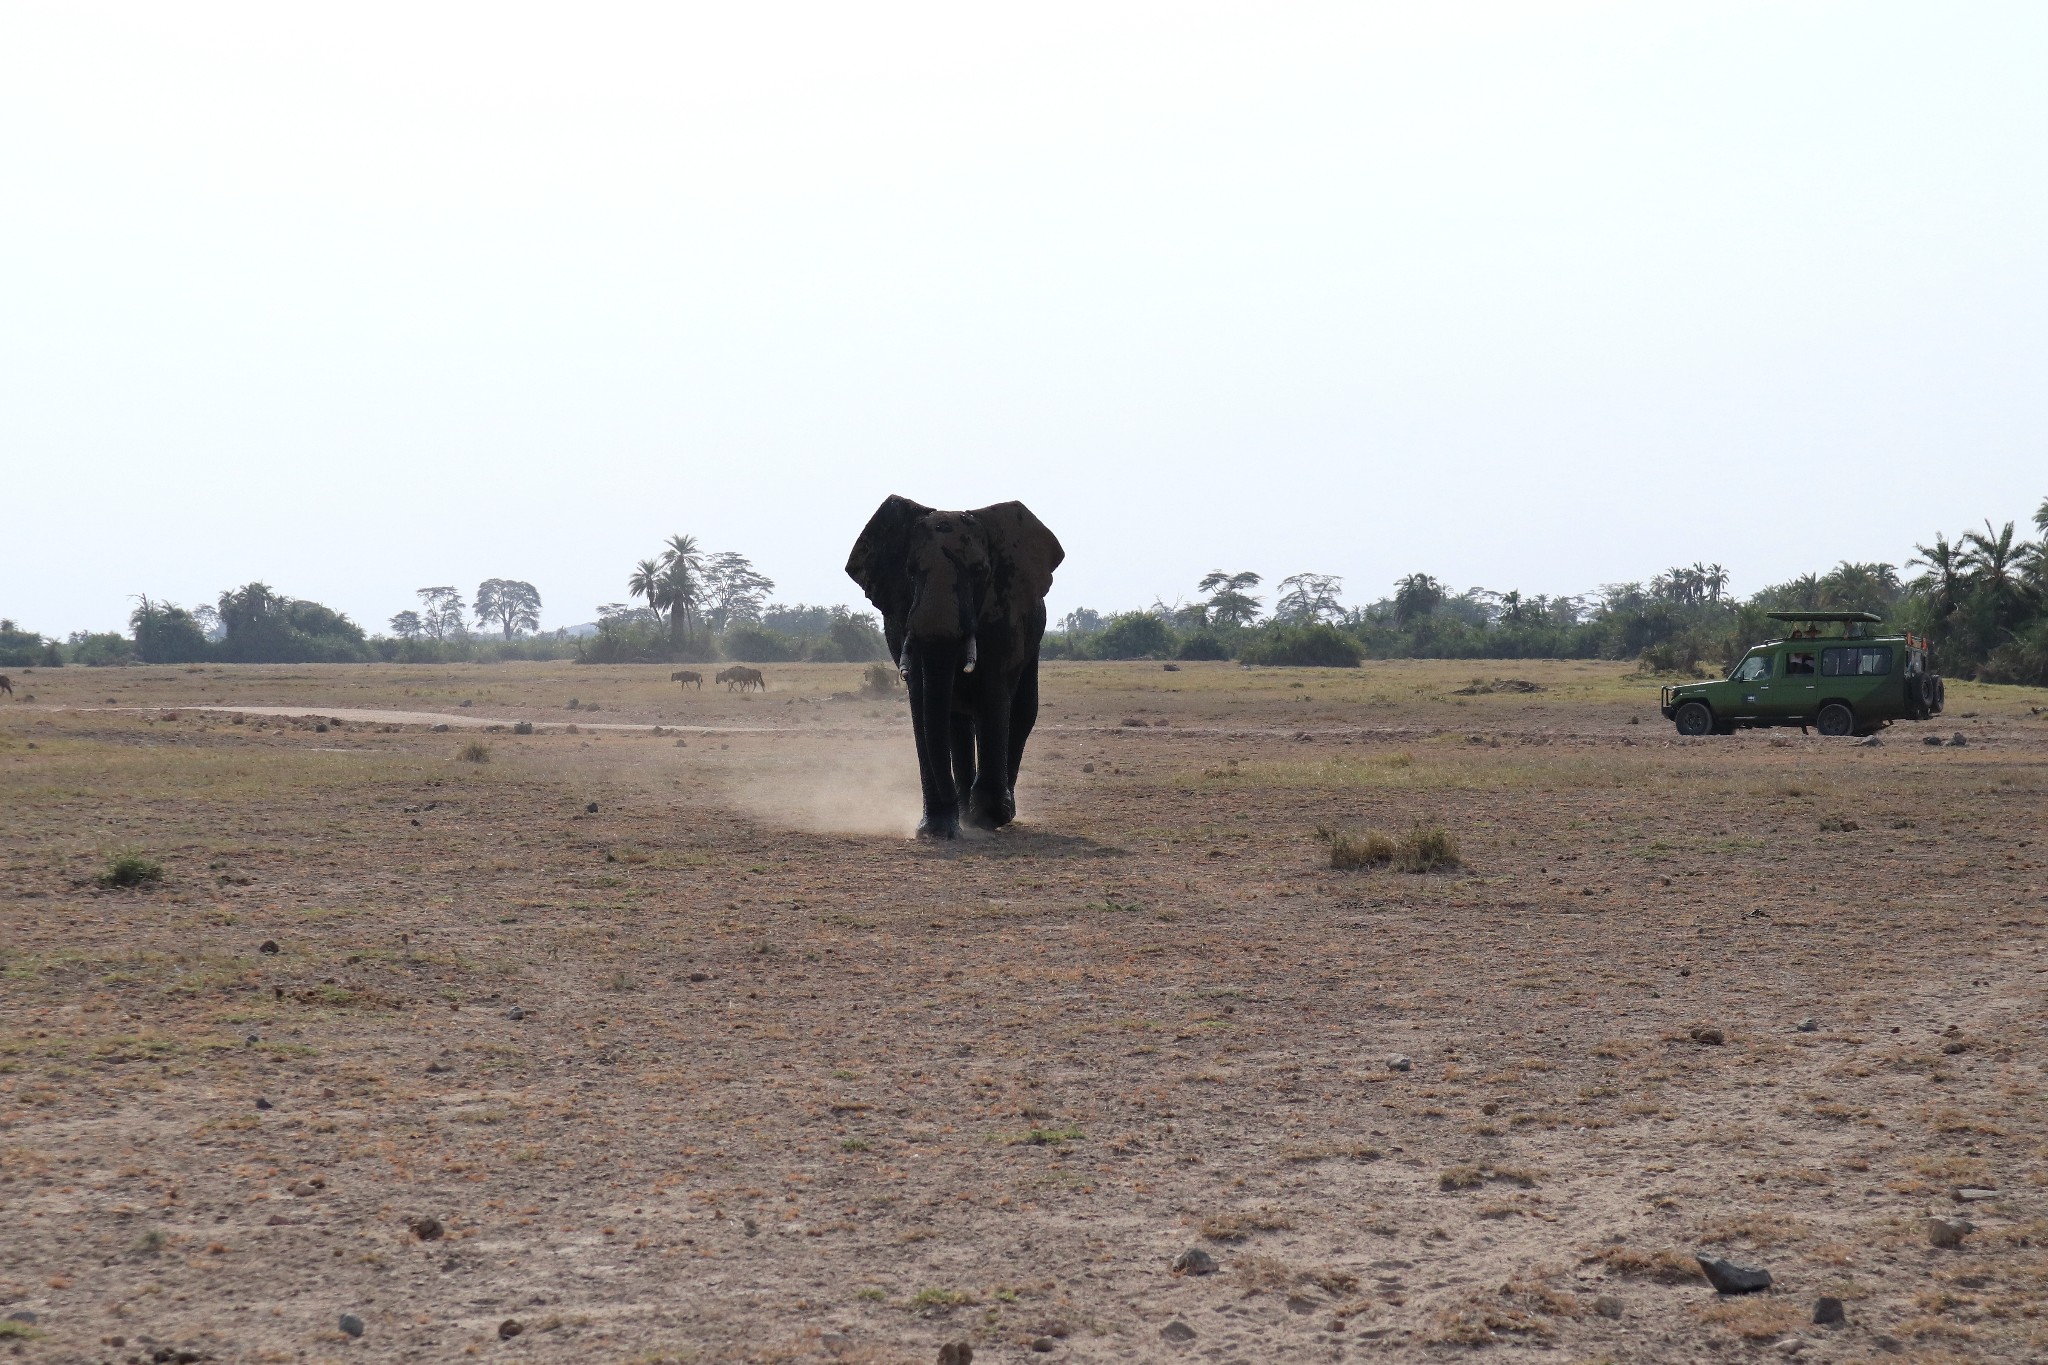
<box><xmin>2</xmin><ymin>660</ymin><xmax>2045</xmax><ymax>1365</ymax></box>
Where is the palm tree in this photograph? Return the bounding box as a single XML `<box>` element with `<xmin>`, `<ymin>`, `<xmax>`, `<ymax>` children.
<box><xmin>1909</xmin><ymin>534</ymin><xmax>1965</xmax><ymax>618</ymax></box>
<box><xmin>627</xmin><ymin>558</ymin><xmax>670</xmax><ymax>622</ymax></box>
<box><xmin>1963</xmin><ymin>519</ymin><xmax>2034</xmax><ymax>624</ymax></box>
<box><xmin>659</xmin><ymin>535</ymin><xmax>704</xmax><ymax>644</ymax></box>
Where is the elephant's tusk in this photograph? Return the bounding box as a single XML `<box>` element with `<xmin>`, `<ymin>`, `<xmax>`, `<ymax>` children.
<box><xmin>961</xmin><ymin>635</ymin><xmax>977</xmax><ymax>674</ymax></box>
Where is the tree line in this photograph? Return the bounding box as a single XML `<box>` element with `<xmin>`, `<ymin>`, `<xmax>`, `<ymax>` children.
<box><xmin>1</xmin><ymin>542</ymin><xmax>887</xmax><ymax>667</ymax></box>
<box><xmin>1048</xmin><ymin>497</ymin><xmax>2048</xmax><ymax>684</ymax></box>
<box><xmin>7</xmin><ymin>500</ymin><xmax>2042</xmax><ymax>680</ymax></box>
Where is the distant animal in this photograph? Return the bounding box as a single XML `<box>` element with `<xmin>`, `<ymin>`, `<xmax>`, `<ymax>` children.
<box><xmin>0</xmin><ymin>674</ymin><xmax>11</xmax><ymax>696</ymax></box>
<box><xmin>670</xmin><ymin>670</ymin><xmax>702</xmax><ymax>689</ymax></box>
<box><xmin>847</xmin><ymin>495</ymin><xmax>1063</xmax><ymax>838</ymax></box>
<box><xmin>717</xmin><ymin>666</ymin><xmax>765</xmax><ymax>693</ymax></box>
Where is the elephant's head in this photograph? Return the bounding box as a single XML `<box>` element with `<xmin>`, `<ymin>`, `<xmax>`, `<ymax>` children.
<box><xmin>846</xmin><ymin>495</ymin><xmax>1063</xmax><ymax>673</ymax></box>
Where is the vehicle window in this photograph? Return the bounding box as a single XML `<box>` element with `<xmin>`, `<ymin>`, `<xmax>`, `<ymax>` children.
<box><xmin>1905</xmin><ymin>650</ymin><xmax>1923</xmax><ymax>677</ymax></box>
<box><xmin>1821</xmin><ymin>646</ymin><xmax>1892</xmax><ymax>677</ymax></box>
<box><xmin>1786</xmin><ymin>652</ymin><xmax>1816</xmax><ymax>676</ymax></box>
<box><xmin>1732</xmin><ymin>654</ymin><xmax>1772</xmax><ymax>682</ymax></box>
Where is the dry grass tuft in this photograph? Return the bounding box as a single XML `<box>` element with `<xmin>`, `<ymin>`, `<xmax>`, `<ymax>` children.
<box><xmin>1583</xmin><ymin>1244</ymin><xmax>1706</xmax><ymax>1284</ymax></box>
<box><xmin>1199</xmin><ymin>1208</ymin><xmax>1295</xmax><ymax>1242</ymax></box>
<box><xmin>1327</xmin><ymin>824</ymin><xmax>1461</xmax><ymax>872</ymax></box>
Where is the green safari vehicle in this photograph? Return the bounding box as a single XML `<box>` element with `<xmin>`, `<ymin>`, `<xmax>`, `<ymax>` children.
<box><xmin>1659</xmin><ymin>611</ymin><xmax>1944</xmax><ymax>737</ymax></box>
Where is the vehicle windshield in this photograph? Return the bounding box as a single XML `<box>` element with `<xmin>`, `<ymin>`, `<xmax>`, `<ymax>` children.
<box><xmin>1730</xmin><ymin>653</ymin><xmax>1772</xmax><ymax>682</ymax></box>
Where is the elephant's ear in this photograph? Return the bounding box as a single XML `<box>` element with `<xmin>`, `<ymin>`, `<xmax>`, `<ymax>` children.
<box><xmin>971</xmin><ymin>500</ymin><xmax>1064</xmax><ymax>601</ymax></box>
<box><xmin>846</xmin><ymin>494</ymin><xmax>932</xmax><ymax>620</ymax></box>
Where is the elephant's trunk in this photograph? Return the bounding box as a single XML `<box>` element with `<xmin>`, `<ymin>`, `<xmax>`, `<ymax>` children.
<box><xmin>961</xmin><ymin>634</ymin><xmax>977</xmax><ymax>674</ymax></box>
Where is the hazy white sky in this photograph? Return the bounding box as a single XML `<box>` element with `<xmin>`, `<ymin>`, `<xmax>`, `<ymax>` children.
<box><xmin>4</xmin><ymin>3</ymin><xmax>2043</xmax><ymax>635</ymax></box>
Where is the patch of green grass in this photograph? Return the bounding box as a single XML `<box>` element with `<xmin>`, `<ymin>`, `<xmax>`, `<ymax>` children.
<box><xmin>839</xmin><ymin>1137</ymin><xmax>872</xmax><ymax>1152</ymax></box>
<box><xmin>98</xmin><ymin>851</ymin><xmax>164</xmax><ymax>888</ymax></box>
<box><xmin>909</xmin><ymin>1287</ymin><xmax>976</xmax><ymax>1312</ymax></box>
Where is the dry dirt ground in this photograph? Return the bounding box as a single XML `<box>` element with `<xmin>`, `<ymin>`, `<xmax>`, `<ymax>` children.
<box><xmin>2</xmin><ymin>659</ymin><xmax>2045</xmax><ymax>1365</ymax></box>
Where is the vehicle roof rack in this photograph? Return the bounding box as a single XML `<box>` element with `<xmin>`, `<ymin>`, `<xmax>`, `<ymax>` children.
<box><xmin>1764</xmin><ymin>611</ymin><xmax>1883</xmax><ymax>624</ymax></box>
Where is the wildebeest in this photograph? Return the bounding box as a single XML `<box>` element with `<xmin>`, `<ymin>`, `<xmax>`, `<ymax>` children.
<box><xmin>670</xmin><ymin>670</ymin><xmax>702</xmax><ymax>689</ymax></box>
<box><xmin>716</xmin><ymin>666</ymin><xmax>764</xmax><ymax>692</ymax></box>
<box><xmin>0</xmin><ymin>674</ymin><xmax>11</xmax><ymax>696</ymax></box>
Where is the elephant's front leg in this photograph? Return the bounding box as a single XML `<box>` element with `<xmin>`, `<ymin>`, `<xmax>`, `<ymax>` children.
<box><xmin>966</xmin><ymin>680</ymin><xmax>1015</xmax><ymax>830</ymax></box>
<box><xmin>908</xmin><ymin>656</ymin><xmax>961</xmax><ymax>838</ymax></box>
<box><xmin>949</xmin><ymin>714</ymin><xmax>977</xmax><ymax>813</ymax></box>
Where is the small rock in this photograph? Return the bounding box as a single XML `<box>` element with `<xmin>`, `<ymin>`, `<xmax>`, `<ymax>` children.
<box><xmin>255</xmin><ymin>1096</ymin><xmax>273</xmax><ymax>1110</ymax></box>
<box><xmin>1795</xmin><ymin>1017</ymin><xmax>1817</xmax><ymax>1032</ymax></box>
<box><xmin>245</xmin><ymin>1034</ymin><xmax>259</xmax><ymax>1045</ymax></box>
<box><xmin>1927</xmin><ymin>1215</ymin><xmax>1973</xmax><ymax>1248</ymax></box>
<box><xmin>504</xmin><ymin>1005</ymin><xmax>525</xmax><ymax>1020</ymax></box>
<box><xmin>497</xmin><ymin>1319</ymin><xmax>523</xmax><ymax>1340</ymax></box>
<box><xmin>1922</xmin><ymin>734</ymin><xmax>1943</xmax><ymax>745</ymax></box>
<box><xmin>1813</xmin><ymin>1296</ymin><xmax>1845</xmax><ymax>1326</ymax></box>
<box><xmin>1953</xmin><ymin>1187</ymin><xmax>1997</xmax><ymax>1202</ymax></box>
<box><xmin>1081</xmin><ymin>763</ymin><xmax>1094</xmax><ymax>773</ymax></box>
<box><xmin>1688</xmin><ymin>1025</ymin><xmax>1725</xmax><ymax>1046</ymax></box>
<box><xmin>1031</xmin><ymin>1339</ymin><xmax>1055</xmax><ymax>1353</ymax></box>
<box><xmin>430</xmin><ymin>723</ymin><xmax>449</xmax><ymax>733</ymax></box>
<box><xmin>742</xmin><ymin>1216</ymin><xmax>759</xmax><ymax>1237</ymax></box>
<box><xmin>425</xmin><ymin>1061</ymin><xmax>452</xmax><ymax>1074</ymax></box>
<box><xmin>688</xmin><ymin>971</ymin><xmax>710</xmax><ymax>983</ymax></box>
<box><xmin>585</xmin><ymin>802</ymin><xmax>599</xmax><ymax>813</ymax></box>
<box><xmin>1162</xmin><ymin>663</ymin><xmax>1180</xmax><ymax>671</ymax></box>
<box><xmin>937</xmin><ymin>1344</ymin><xmax>973</xmax><ymax>1365</ymax></box>
<box><xmin>409</xmin><ymin>1215</ymin><xmax>444</xmax><ymax>1241</ymax></box>
<box><xmin>258</xmin><ymin>940</ymin><xmax>279</xmax><ymax>954</ymax></box>
<box><xmin>4</xmin><ymin>1311</ymin><xmax>36</xmax><ymax>1325</ymax></box>
<box><xmin>1772</xmin><ymin>1337</ymin><xmax>1806</xmax><ymax>1356</ymax></box>
<box><xmin>1171</xmin><ymin>1248</ymin><xmax>1217</xmax><ymax>1275</ymax></box>
<box><xmin>290</xmin><ymin>1182</ymin><xmax>317</xmax><ymax>1197</ymax></box>
<box><xmin>820</xmin><ymin>1335</ymin><xmax>852</xmax><ymax>1358</ymax></box>
<box><xmin>1696</xmin><ymin>1254</ymin><xmax>1772</xmax><ymax>1294</ymax></box>
<box><xmin>1855</xmin><ymin>735</ymin><xmax>1881</xmax><ymax>747</ymax></box>
<box><xmin>1949</xmin><ymin>732</ymin><xmax>1967</xmax><ymax>746</ymax></box>
<box><xmin>1161</xmin><ymin>1320</ymin><xmax>1198</xmax><ymax>1344</ymax></box>
<box><xmin>1387</xmin><ymin>1054</ymin><xmax>1412</xmax><ymax>1072</ymax></box>
<box><xmin>338</xmin><ymin>1312</ymin><xmax>364</xmax><ymax>1338</ymax></box>
<box><xmin>1593</xmin><ymin>1295</ymin><xmax>1623</xmax><ymax>1320</ymax></box>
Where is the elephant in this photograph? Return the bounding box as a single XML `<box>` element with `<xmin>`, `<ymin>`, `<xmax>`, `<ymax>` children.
<box><xmin>846</xmin><ymin>495</ymin><xmax>1064</xmax><ymax>839</ymax></box>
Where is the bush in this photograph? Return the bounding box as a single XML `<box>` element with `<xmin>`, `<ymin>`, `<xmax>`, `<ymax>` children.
<box><xmin>98</xmin><ymin>852</ymin><xmax>164</xmax><ymax>888</ymax></box>
<box><xmin>1326</xmin><ymin>825</ymin><xmax>1461</xmax><ymax>873</ymax></box>
<box><xmin>457</xmin><ymin>741</ymin><xmax>491</xmax><ymax>763</ymax></box>
<box><xmin>0</xmin><ymin>620</ymin><xmax>60</xmax><ymax>668</ymax></box>
<box><xmin>1175</xmin><ymin>630</ymin><xmax>1233</xmax><ymax>661</ymax></box>
<box><xmin>67</xmin><ymin>631</ymin><xmax>136</xmax><ymax>666</ymax></box>
<box><xmin>130</xmin><ymin>602</ymin><xmax>211</xmax><ymax>664</ymax></box>
<box><xmin>722</xmin><ymin>623</ymin><xmax>802</xmax><ymax>662</ymax></box>
<box><xmin>512</xmin><ymin>720</ymin><xmax>534</xmax><ymax>735</ymax></box>
<box><xmin>1239</xmin><ymin>623</ymin><xmax>1362</xmax><ymax>668</ymax></box>
<box><xmin>1091</xmin><ymin>612</ymin><xmax>1173</xmax><ymax>659</ymax></box>
<box><xmin>819</xmin><ymin>615</ymin><xmax>889</xmax><ymax>663</ymax></box>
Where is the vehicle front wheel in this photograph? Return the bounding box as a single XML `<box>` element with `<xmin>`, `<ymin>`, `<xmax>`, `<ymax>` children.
<box><xmin>1673</xmin><ymin>701</ymin><xmax>1715</xmax><ymax>736</ymax></box>
<box><xmin>1815</xmin><ymin>702</ymin><xmax>1855</xmax><ymax>737</ymax></box>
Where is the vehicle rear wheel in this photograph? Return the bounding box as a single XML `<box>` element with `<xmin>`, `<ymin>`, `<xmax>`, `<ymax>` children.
<box><xmin>1816</xmin><ymin>702</ymin><xmax>1855</xmax><ymax>737</ymax></box>
<box><xmin>1674</xmin><ymin>701</ymin><xmax>1714</xmax><ymax>736</ymax></box>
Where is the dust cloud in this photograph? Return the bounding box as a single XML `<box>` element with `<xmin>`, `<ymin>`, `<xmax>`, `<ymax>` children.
<box><xmin>726</xmin><ymin>736</ymin><xmax>923</xmax><ymax>837</ymax></box>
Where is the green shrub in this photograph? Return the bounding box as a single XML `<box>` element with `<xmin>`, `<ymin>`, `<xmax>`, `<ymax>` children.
<box><xmin>721</xmin><ymin>623</ymin><xmax>802</xmax><ymax>662</ymax></box>
<box><xmin>99</xmin><ymin>852</ymin><xmax>165</xmax><ymax>888</ymax></box>
<box><xmin>67</xmin><ymin>631</ymin><xmax>136</xmax><ymax>667</ymax></box>
<box><xmin>0</xmin><ymin>619</ymin><xmax>59</xmax><ymax>668</ymax></box>
<box><xmin>1090</xmin><ymin>612</ymin><xmax>1173</xmax><ymax>659</ymax></box>
<box><xmin>1238</xmin><ymin>623</ymin><xmax>1362</xmax><ymax>668</ymax></box>
<box><xmin>817</xmin><ymin>616</ymin><xmax>889</xmax><ymax>663</ymax></box>
<box><xmin>457</xmin><ymin>741</ymin><xmax>492</xmax><ymax>763</ymax></box>
<box><xmin>1175</xmin><ymin>630</ymin><xmax>1233</xmax><ymax>661</ymax></box>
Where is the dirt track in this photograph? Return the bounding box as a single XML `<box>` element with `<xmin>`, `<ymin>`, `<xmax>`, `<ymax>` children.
<box><xmin>2</xmin><ymin>660</ymin><xmax>2045</xmax><ymax>1363</ymax></box>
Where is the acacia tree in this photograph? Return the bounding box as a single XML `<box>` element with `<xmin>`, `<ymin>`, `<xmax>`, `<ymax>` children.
<box><xmin>702</xmin><ymin>552</ymin><xmax>775</xmax><ymax>632</ymax></box>
<box><xmin>1197</xmin><ymin>571</ymin><xmax>1262</xmax><ymax>627</ymax></box>
<box><xmin>415</xmin><ymin>586</ymin><xmax>466</xmax><ymax>642</ymax></box>
<box><xmin>474</xmin><ymin>579</ymin><xmax>542</xmax><ymax>639</ymax></box>
<box><xmin>388</xmin><ymin>610</ymin><xmax>424</xmax><ymax>641</ymax></box>
<box><xmin>1276</xmin><ymin>573</ymin><xmax>1345</xmax><ymax>624</ymax></box>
